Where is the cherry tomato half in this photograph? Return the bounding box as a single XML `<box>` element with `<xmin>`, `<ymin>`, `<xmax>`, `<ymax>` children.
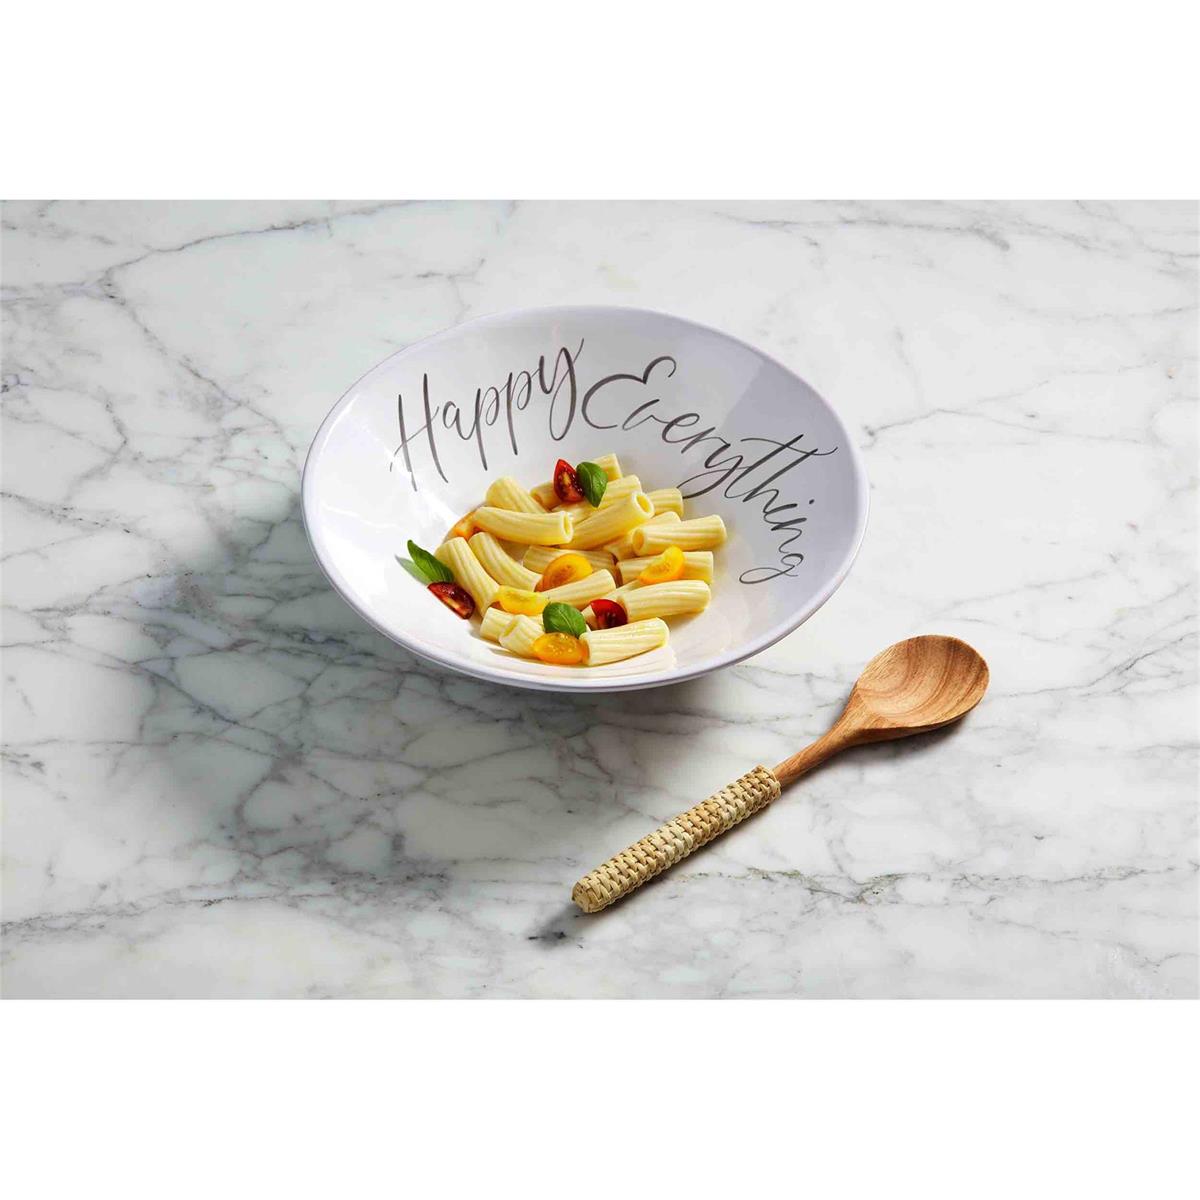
<box><xmin>639</xmin><ymin>544</ymin><xmax>686</xmax><ymax>584</ymax></box>
<box><xmin>590</xmin><ymin>598</ymin><xmax>628</xmax><ymax>629</ymax></box>
<box><xmin>553</xmin><ymin>458</ymin><xmax>585</xmax><ymax>504</ymax></box>
<box><xmin>495</xmin><ymin>586</ymin><xmax>547</xmax><ymax>616</ymax></box>
<box><xmin>531</xmin><ymin>632</ymin><xmax>585</xmax><ymax>665</ymax></box>
<box><xmin>428</xmin><ymin>581</ymin><xmax>475</xmax><ymax>619</ymax></box>
<box><xmin>447</xmin><ymin>512</ymin><xmax>478</xmax><ymax>541</ymax></box>
<box><xmin>535</xmin><ymin>552</ymin><xmax>593</xmax><ymax>592</ymax></box>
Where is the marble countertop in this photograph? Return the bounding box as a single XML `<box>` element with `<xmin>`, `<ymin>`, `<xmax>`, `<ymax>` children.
<box><xmin>2</xmin><ymin>199</ymin><xmax>1196</xmax><ymax>998</ymax></box>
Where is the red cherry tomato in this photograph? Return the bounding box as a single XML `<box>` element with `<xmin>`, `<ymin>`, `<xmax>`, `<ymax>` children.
<box><xmin>553</xmin><ymin>458</ymin><xmax>585</xmax><ymax>504</ymax></box>
<box><xmin>590</xmin><ymin>598</ymin><xmax>627</xmax><ymax>629</ymax></box>
<box><xmin>428</xmin><ymin>581</ymin><xmax>475</xmax><ymax>619</ymax></box>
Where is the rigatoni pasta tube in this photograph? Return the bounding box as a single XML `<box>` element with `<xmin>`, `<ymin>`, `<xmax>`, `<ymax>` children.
<box><xmin>619</xmin><ymin>580</ymin><xmax>711</xmax><ymax>621</ymax></box>
<box><xmin>582</xmin><ymin>619</ymin><xmax>669</xmax><ymax>666</ymax></box>
<box><xmin>564</xmin><ymin>492</ymin><xmax>654</xmax><ymax>550</ymax></box>
<box><xmin>554</xmin><ymin>500</ymin><xmax>592</xmax><ymax>522</ymax></box>
<box><xmin>435</xmin><ymin>537</ymin><xmax>500</xmax><ymax>611</ymax></box>
<box><xmin>603</xmin><ymin>580</ymin><xmax>642</xmax><ymax>604</ymax></box>
<box><xmin>618</xmin><ymin>551</ymin><xmax>713</xmax><ymax>585</ymax></box>
<box><xmin>590</xmin><ymin>452</ymin><xmax>623</xmax><ymax>480</ymax></box>
<box><xmin>596</xmin><ymin>474</ymin><xmax>642</xmax><ymax>510</ymax></box>
<box><xmin>530</xmin><ymin>453</ymin><xmax>622</xmax><ymax>508</ymax></box>
<box><xmin>539</xmin><ymin>569</ymin><xmax>616</xmax><ymax>608</ymax></box>
<box><xmin>473</xmin><ymin>506</ymin><xmax>574</xmax><ymax>545</ymax></box>
<box><xmin>632</xmin><ymin>514</ymin><xmax>726</xmax><ymax>554</ymax></box>
<box><xmin>499</xmin><ymin>614</ymin><xmax>544</xmax><ymax>658</ymax></box>
<box><xmin>529</xmin><ymin>480</ymin><xmax>558</xmax><ymax>509</ymax></box>
<box><xmin>644</xmin><ymin>488</ymin><xmax>683</xmax><ymax>516</ymax></box>
<box><xmin>469</xmin><ymin>531</ymin><xmax>541</xmax><ymax>590</ymax></box>
<box><xmin>606</xmin><ymin>511</ymin><xmax>680</xmax><ymax>560</ymax></box>
<box><xmin>523</xmin><ymin>545</ymin><xmax>614</xmax><ymax>574</ymax></box>
<box><xmin>485</xmin><ymin>476</ymin><xmax>543</xmax><ymax>514</ymax></box>
<box><xmin>480</xmin><ymin>607</ymin><xmax>516</xmax><ymax>641</ymax></box>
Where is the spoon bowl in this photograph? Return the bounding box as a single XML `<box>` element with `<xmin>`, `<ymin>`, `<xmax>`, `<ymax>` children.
<box><xmin>848</xmin><ymin>635</ymin><xmax>990</xmax><ymax>739</ymax></box>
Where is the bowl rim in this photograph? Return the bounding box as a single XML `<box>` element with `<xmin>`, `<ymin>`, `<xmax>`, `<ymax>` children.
<box><xmin>301</xmin><ymin>304</ymin><xmax>870</xmax><ymax>692</ymax></box>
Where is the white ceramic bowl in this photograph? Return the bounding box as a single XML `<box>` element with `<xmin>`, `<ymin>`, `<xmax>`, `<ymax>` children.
<box><xmin>302</xmin><ymin>306</ymin><xmax>868</xmax><ymax>692</ymax></box>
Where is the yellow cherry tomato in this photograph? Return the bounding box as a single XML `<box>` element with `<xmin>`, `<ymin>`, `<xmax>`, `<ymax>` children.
<box><xmin>535</xmin><ymin>552</ymin><xmax>593</xmax><ymax>593</ymax></box>
<box><xmin>531</xmin><ymin>632</ymin><xmax>585</xmax><ymax>665</ymax></box>
<box><xmin>639</xmin><ymin>544</ymin><xmax>685</xmax><ymax>584</ymax></box>
<box><xmin>496</xmin><ymin>587</ymin><xmax>547</xmax><ymax>616</ymax></box>
<box><xmin>447</xmin><ymin>512</ymin><xmax>478</xmax><ymax>540</ymax></box>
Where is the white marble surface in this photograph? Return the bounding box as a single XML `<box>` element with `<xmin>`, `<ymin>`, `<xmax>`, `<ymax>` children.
<box><xmin>2</xmin><ymin>200</ymin><xmax>1196</xmax><ymax>998</ymax></box>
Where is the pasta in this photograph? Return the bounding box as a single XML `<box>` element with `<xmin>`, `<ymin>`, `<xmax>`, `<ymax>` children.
<box><xmin>485</xmin><ymin>476</ymin><xmax>543</xmax><ymax>514</ymax></box>
<box><xmin>480</xmin><ymin>606</ymin><xmax>516</xmax><ymax>641</ymax></box>
<box><xmin>606</xmin><ymin>511</ymin><xmax>681</xmax><ymax>560</ymax></box>
<box><xmin>469</xmin><ymin>531</ymin><xmax>541</xmax><ymax>590</ymax></box>
<box><xmin>591</xmin><ymin>452</ymin><xmax>624</xmax><ymax>480</ymax></box>
<box><xmin>632</xmin><ymin>514</ymin><xmax>726</xmax><ymax>555</ymax></box>
<box><xmin>595</xmin><ymin>474</ymin><xmax>642</xmax><ymax>510</ymax></box>
<box><xmin>554</xmin><ymin>500</ymin><xmax>593</xmax><ymax>522</ymax></box>
<box><xmin>529</xmin><ymin>481</ymin><xmax>559</xmax><ymax>510</ymax></box>
<box><xmin>619</xmin><ymin>580</ymin><xmax>711</xmax><ymax>621</ymax></box>
<box><xmin>473</xmin><ymin>506</ymin><xmax>574</xmax><ymax>545</ymax></box>
<box><xmin>617</xmin><ymin>550</ymin><xmax>713</xmax><ymax>585</ymax></box>
<box><xmin>539</xmin><ymin>568</ymin><xmax>616</xmax><ymax>609</ymax></box>
<box><xmin>411</xmin><ymin>452</ymin><xmax>728</xmax><ymax>671</ymax></box>
<box><xmin>644</xmin><ymin>488</ymin><xmax>683</xmax><ymax>516</ymax></box>
<box><xmin>563</xmin><ymin>492</ymin><xmax>654</xmax><ymax>550</ymax></box>
<box><xmin>523</xmin><ymin>545</ymin><xmax>614</xmax><ymax>574</ymax></box>
<box><xmin>435</xmin><ymin>537</ymin><xmax>500</xmax><ymax>611</ymax></box>
<box><xmin>498</xmin><ymin>614</ymin><xmax>545</xmax><ymax>657</ymax></box>
<box><xmin>582</xmin><ymin>618</ymin><xmax>669</xmax><ymax>666</ymax></box>
<box><xmin>545</xmin><ymin>473</ymin><xmax>645</xmax><ymax>527</ymax></box>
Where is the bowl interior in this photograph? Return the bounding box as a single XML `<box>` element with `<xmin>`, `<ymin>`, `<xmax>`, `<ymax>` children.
<box><xmin>302</xmin><ymin>307</ymin><xmax>868</xmax><ymax>691</ymax></box>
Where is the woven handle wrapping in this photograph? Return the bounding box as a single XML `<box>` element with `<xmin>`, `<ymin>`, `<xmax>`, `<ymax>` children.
<box><xmin>571</xmin><ymin>765</ymin><xmax>783</xmax><ymax>913</ymax></box>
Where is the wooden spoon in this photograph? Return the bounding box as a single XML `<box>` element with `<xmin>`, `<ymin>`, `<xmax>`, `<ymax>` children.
<box><xmin>572</xmin><ymin>635</ymin><xmax>989</xmax><ymax>913</ymax></box>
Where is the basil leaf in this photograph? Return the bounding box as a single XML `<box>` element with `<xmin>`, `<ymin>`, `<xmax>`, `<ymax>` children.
<box><xmin>576</xmin><ymin>461</ymin><xmax>608</xmax><ymax>508</ymax></box>
<box><xmin>542</xmin><ymin>601</ymin><xmax>586</xmax><ymax>638</ymax></box>
<box><xmin>407</xmin><ymin>539</ymin><xmax>454</xmax><ymax>585</ymax></box>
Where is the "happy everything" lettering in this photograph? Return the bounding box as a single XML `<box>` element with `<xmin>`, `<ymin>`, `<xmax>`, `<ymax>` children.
<box><xmin>390</xmin><ymin>341</ymin><xmax>837</xmax><ymax>583</ymax></box>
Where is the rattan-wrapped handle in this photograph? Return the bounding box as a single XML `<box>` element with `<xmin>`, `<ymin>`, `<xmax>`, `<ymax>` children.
<box><xmin>571</xmin><ymin>766</ymin><xmax>783</xmax><ymax>913</ymax></box>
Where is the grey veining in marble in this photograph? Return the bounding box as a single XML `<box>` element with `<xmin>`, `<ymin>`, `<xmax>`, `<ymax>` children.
<box><xmin>1</xmin><ymin>199</ymin><xmax>1196</xmax><ymax>998</ymax></box>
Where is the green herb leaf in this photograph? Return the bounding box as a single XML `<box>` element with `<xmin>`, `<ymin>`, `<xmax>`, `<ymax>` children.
<box><xmin>542</xmin><ymin>601</ymin><xmax>586</xmax><ymax>638</ymax></box>
<box><xmin>407</xmin><ymin>539</ymin><xmax>454</xmax><ymax>585</ymax></box>
<box><xmin>576</xmin><ymin>461</ymin><xmax>608</xmax><ymax>508</ymax></box>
